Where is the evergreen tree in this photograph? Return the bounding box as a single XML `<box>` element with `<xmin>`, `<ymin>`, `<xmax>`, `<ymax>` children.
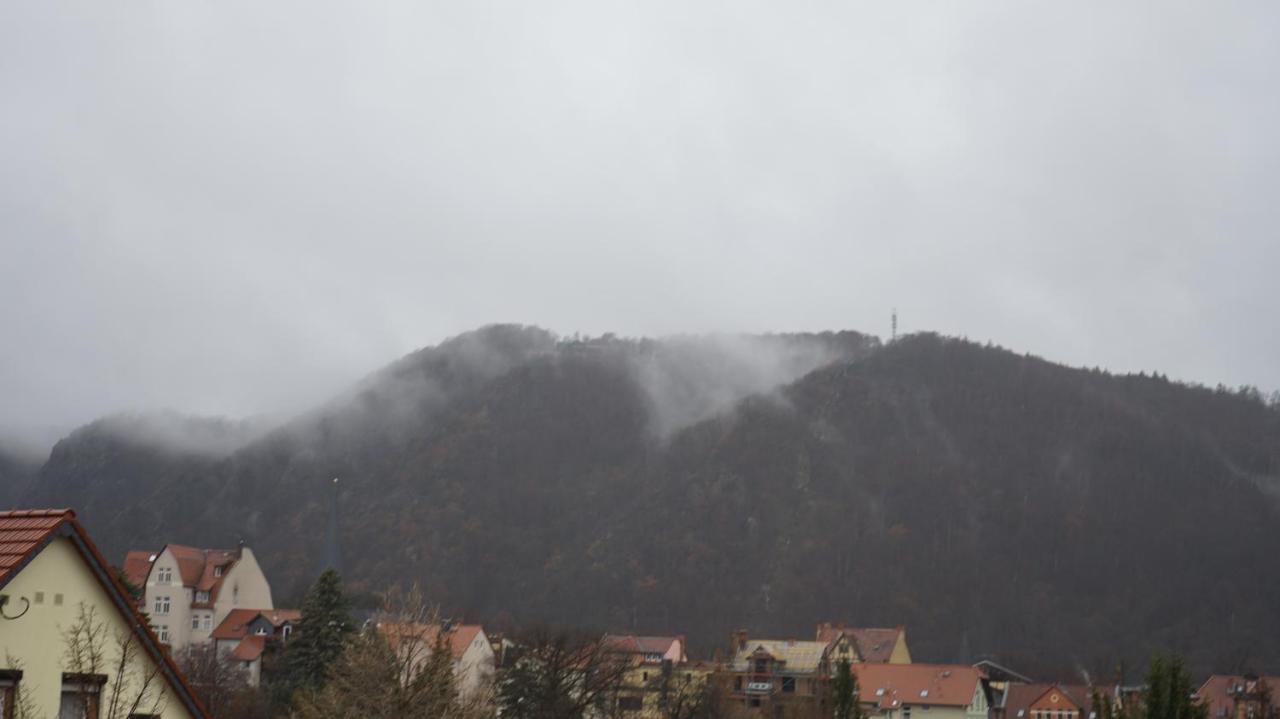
<box><xmin>286</xmin><ymin>569</ymin><xmax>354</xmax><ymax>696</ymax></box>
<box><xmin>1143</xmin><ymin>654</ymin><xmax>1206</xmax><ymax>719</ymax></box>
<box><xmin>834</xmin><ymin>658</ymin><xmax>864</xmax><ymax>719</ymax></box>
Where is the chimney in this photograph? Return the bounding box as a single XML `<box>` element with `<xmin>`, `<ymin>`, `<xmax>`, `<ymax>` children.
<box><xmin>732</xmin><ymin>630</ymin><xmax>749</xmax><ymax>652</ymax></box>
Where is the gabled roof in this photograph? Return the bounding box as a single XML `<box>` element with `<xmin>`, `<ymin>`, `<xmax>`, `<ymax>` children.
<box><xmin>123</xmin><ymin>543</ymin><xmax>242</xmax><ymax>605</ymax></box>
<box><xmin>1196</xmin><ymin>675</ymin><xmax>1280</xmax><ymax>719</ymax></box>
<box><xmin>0</xmin><ymin>509</ymin><xmax>209</xmax><ymax>719</ymax></box>
<box><xmin>816</xmin><ymin>624</ymin><xmax>906</xmax><ymax>663</ymax></box>
<box><xmin>378</xmin><ymin>622</ymin><xmax>487</xmax><ymax>662</ymax></box>
<box><xmin>1002</xmin><ymin>684</ymin><xmax>1092</xmax><ymax>719</ymax></box>
<box><xmin>122</xmin><ymin>549</ymin><xmax>157</xmax><ymax>589</ymax></box>
<box><xmin>230</xmin><ymin>635</ymin><xmax>267</xmax><ymax>662</ymax></box>
<box><xmin>602</xmin><ymin>634</ymin><xmax>686</xmax><ymax>663</ymax></box>
<box><xmin>728</xmin><ymin>640</ymin><xmax>830</xmax><ymax>674</ymax></box>
<box><xmin>211</xmin><ymin>608</ymin><xmax>301</xmax><ymax>640</ymax></box>
<box><xmin>855</xmin><ymin>663</ymin><xmax>983</xmax><ymax>709</ymax></box>
<box><xmin>0</xmin><ymin>508</ymin><xmax>71</xmax><ymax>584</ymax></box>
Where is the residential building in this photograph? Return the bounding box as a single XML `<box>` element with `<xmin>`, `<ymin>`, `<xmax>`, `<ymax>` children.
<box><xmin>123</xmin><ymin>542</ymin><xmax>274</xmax><ymax>652</ymax></box>
<box><xmin>817</xmin><ymin>623</ymin><xmax>912</xmax><ymax>664</ymax></box>
<box><xmin>1000</xmin><ymin>683</ymin><xmax>1090</xmax><ymax>719</ymax></box>
<box><xmin>210</xmin><ymin>608</ymin><xmax>301</xmax><ymax>686</ymax></box>
<box><xmin>1197</xmin><ymin>675</ymin><xmax>1280</xmax><ymax>719</ymax></box>
<box><xmin>855</xmin><ymin>663</ymin><xmax>989</xmax><ymax>719</ymax></box>
<box><xmin>0</xmin><ymin>508</ymin><xmax>208</xmax><ymax>718</ymax></box>
<box><xmin>378</xmin><ymin>622</ymin><xmax>496</xmax><ymax>697</ymax></box>
<box><xmin>716</xmin><ymin>631</ymin><xmax>833</xmax><ymax>718</ymax></box>
<box><xmin>602</xmin><ymin>634</ymin><xmax>711</xmax><ymax>716</ymax></box>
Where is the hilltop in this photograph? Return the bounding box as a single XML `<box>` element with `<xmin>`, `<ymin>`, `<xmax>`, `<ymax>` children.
<box><xmin>13</xmin><ymin>325</ymin><xmax>1280</xmax><ymax>678</ymax></box>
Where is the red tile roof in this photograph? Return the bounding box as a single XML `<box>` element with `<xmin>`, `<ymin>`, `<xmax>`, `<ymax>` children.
<box><xmin>1003</xmin><ymin>684</ymin><xmax>1094</xmax><ymax>719</ymax></box>
<box><xmin>0</xmin><ymin>509</ymin><xmax>209</xmax><ymax>718</ymax></box>
<box><xmin>0</xmin><ymin>508</ymin><xmax>74</xmax><ymax>584</ymax></box>
<box><xmin>1196</xmin><ymin>675</ymin><xmax>1280</xmax><ymax>719</ymax></box>
<box><xmin>230</xmin><ymin>635</ymin><xmax>266</xmax><ymax>662</ymax></box>
<box><xmin>122</xmin><ymin>549</ymin><xmax>157</xmax><ymax>590</ymax></box>
<box><xmin>122</xmin><ymin>543</ymin><xmax>242</xmax><ymax>605</ymax></box>
<box><xmin>211</xmin><ymin>608</ymin><xmax>301</xmax><ymax>640</ymax></box>
<box><xmin>816</xmin><ymin>624</ymin><xmax>905</xmax><ymax>663</ymax></box>
<box><xmin>379</xmin><ymin>623</ymin><xmax>486</xmax><ymax>661</ymax></box>
<box><xmin>855</xmin><ymin>663</ymin><xmax>983</xmax><ymax>709</ymax></box>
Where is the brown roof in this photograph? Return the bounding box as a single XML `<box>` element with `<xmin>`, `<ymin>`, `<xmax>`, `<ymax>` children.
<box><xmin>123</xmin><ymin>544</ymin><xmax>241</xmax><ymax>605</ymax></box>
<box><xmin>816</xmin><ymin>624</ymin><xmax>905</xmax><ymax>663</ymax></box>
<box><xmin>1003</xmin><ymin>684</ymin><xmax>1095</xmax><ymax>719</ymax></box>
<box><xmin>211</xmin><ymin>608</ymin><xmax>301</xmax><ymax>640</ymax></box>
<box><xmin>230</xmin><ymin>635</ymin><xmax>266</xmax><ymax>662</ymax></box>
<box><xmin>0</xmin><ymin>509</ymin><xmax>209</xmax><ymax>719</ymax></box>
<box><xmin>0</xmin><ymin>508</ymin><xmax>72</xmax><ymax>584</ymax></box>
<box><xmin>122</xmin><ymin>549</ymin><xmax>157</xmax><ymax>589</ymax></box>
<box><xmin>1196</xmin><ymin>675</ymin><xmax>1280</xmax><ymax>719</ymax></box>
<box><xmin>379</xmin><ymin>622</ymin><xmax>486</xmax><ymax>661</ymax></box>
<box><xmin>602</xmin><ymin>634</ymin><xmax>686</xmax><ymax>662</ymax></box>
<box><xmin>855</xmin><ymin>663</ymin><xmax>983</xmax><ymax>709</ymax></box>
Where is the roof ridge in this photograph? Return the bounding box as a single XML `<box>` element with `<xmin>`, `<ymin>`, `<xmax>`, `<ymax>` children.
<box><xmin>0</xmin><ymin>508</ymin><xmax>75</xmax><ymax>518</ymax></box>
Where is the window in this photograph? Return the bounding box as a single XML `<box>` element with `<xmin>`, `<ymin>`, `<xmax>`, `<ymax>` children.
<box><xmin>192</xmin><ymin>616</ymin><xmax>201</xmax><ymax>630</ymax></box>
<box><xmin>196</xmin><ymin>591</ymin><xmax>210</xmax><ymax>603</ymax></box>
<box><xmin>153</xmin><ymin>596</ymin><xmax>170</xmax><ymax>615</ymax></box>
<box><xmin>34</xmin><ymin>592</ymin><xmax>44</xmax><ymax>605</ymax></box>
<box><xmin>202</xmin><ymin>614</ymin><xmax>212</xmax><ymax>631</ymax></box>
<box><xmin>782</xmin><ymin>677</ymin><xmax>796</xmax><ymax>693</ymax></box>
<box><xmin>905</xmin><ymin>706</ymin><xmax>913</xmax><ymax>719</ymax></box>
<box><xmin>282</xmin><ymin>624</ymin><xmax>292</xmax><ymax>639</ymax></box>
<box><xmin>754</xmin><ymin>659</ymin><xmax>769</xmax><ymax>673</ymax></box>
<box><xmin>1</xmin><ymin>669</ymin><xmax>23</xmax><ymax>717</ymax></box>
<box><xmin>54</xmin><ymin>593</ymin><xmax>64</xmax><ymax>606</ymax></box>
<box><xmin>156</xmin><ymin>567</ymin><xmax>172</xmax><ymax>584</ymax></box>
<box><xmin>157</xmin><ymin>626</ymin><xmax>169</xmax><ymax>643</ymax></box>
<box><xmin>214</xmin><ymin>565</ymin><xmax>224</xmax><ymax>577</ymax></box>
<box><xmin>60</xmin><ymin>673</ymin><xmax>105</xmax><ymax>719</ymax></box>
<box><xmin>618</xmin><ymin>696</ymin><xmax>644</xmax><ymax>711</ymax></box>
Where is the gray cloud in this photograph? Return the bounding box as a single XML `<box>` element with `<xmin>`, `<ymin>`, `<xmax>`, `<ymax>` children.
<box><xmin>2</xmin><ymin>1</ymin><xmax>1278</xmax><ymax>442</ymax></box>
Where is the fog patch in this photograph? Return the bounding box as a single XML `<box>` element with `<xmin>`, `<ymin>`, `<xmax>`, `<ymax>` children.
<box><xmin>69</xmin><ymin>411</ymin><xmax>276</xmax><ymax>457</ymax></box>
<box><xmin>629</xmin><ymin>332</ymin><xmax>878</xmax><ymax>438</ymax></box>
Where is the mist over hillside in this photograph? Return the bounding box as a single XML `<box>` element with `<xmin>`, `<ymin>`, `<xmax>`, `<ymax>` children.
<box><xmin>13</xmin><ymin>325</ymin><xmax>1280</xmax><ymax>678</ymax></box>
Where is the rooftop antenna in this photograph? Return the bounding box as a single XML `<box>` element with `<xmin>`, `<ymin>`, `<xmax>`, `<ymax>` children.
<box><xmin>891</xmin><ymin>308</ymin><xmax>898</xmax><ymax>342</ymax></box>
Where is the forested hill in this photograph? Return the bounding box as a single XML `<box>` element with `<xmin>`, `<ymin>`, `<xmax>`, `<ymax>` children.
<box><xmin>13</xmin><ymin>326</ymin><xmax>1280</xmax><ymax>678</ymax></box>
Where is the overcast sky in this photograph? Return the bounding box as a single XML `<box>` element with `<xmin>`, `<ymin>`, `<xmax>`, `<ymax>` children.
<box><xmin>2</xmin><ymin>1</ymin><xmax>1278</xmax><ymax>443</ymax></box>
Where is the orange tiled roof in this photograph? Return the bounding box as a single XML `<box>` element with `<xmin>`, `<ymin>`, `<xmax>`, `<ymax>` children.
<box><xmin>379</xmin><ymin>622</ymin><xmax>486</xmax><ymax>661</ymax></box>
<box><xmin>1197</xmin><ymin>675</ymin><xmax>1280</xmax><ymax>719</ymax></box>
<box><xmin>212</xmin><ymin>608</ymin><xmax>301</xmax><ymax>640</ymax></box>
<box><xmin>122</xmin><ymin>549</ymin><xmax>157</xmax><ymax>589</ymax></box>
<box><xmin>231</xmin><ymin>635</ymin><xmax>266</xmax><ymax>662</ymax></box>
<box><xmin>0</xmin><ymin>508</ymin><xmax>73</xmax><ymax>584</ymax></box>
<box><xmin>855</xmin><ymin>663</ymin><xmax>982</xmax><ymax>709</ymax></box>
<box><xmin>816</xmin><ymin>624</ymin><xmax>904</xmax><ymax>663</ymax></box>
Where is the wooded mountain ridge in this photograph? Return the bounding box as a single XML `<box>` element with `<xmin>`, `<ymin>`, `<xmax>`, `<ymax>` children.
<box><xmin>8</xmin><ymin>325</ymin><xmax>1280</xmax><ymax>679</ymax></box>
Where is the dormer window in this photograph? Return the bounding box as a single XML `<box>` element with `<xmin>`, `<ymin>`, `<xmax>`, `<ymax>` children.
<box><xmin>196</xmin><ymin>590</ymin><xmax>210</xmax><ymax>603</ymax></box>
<box><xmin>213</xmin><ymin>565</ymin><xmax>224</xmax><ymax>577</ymax></box>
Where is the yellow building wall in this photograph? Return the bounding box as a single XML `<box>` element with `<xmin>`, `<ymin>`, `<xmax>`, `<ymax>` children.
<box><xmin>889</xmin><ymin>633</ymin><xmax>911</xmax><ymax>664</ymax></box>
<box><xmin>0</xmin><ymin>537</ymin><xmax>197</xmax><ymax>718</ymax></box>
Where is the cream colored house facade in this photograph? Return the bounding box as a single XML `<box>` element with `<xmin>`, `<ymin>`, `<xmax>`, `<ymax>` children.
<box><xmin>124</xmin><ymin>543</ymin><xmax>273</xmax><ymax>652</ymax></box>
<box><xmin>0</xmin><ymin>509</ymin><xmax>206</xmax><ymax>718</ymax></box>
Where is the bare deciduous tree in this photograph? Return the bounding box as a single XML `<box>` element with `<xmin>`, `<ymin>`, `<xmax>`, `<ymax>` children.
<box><xmin>292</xmin><ymin>585</ymin><xmax>492</xmax><ymax>719</ymax></box>
<box><xmin>61</xmin><ymin>603</ymin><xmax>168</xmax><ymax>719</ymax></box>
